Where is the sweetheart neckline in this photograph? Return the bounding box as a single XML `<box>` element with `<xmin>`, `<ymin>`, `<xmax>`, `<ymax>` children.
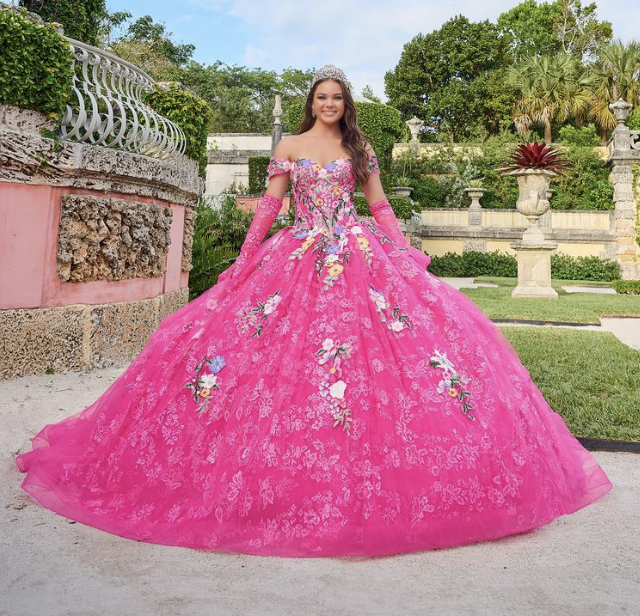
<box><xmin>294</xmin><ymin>156</ymin><xmax>352</xmax><ymax>169</ymax></box>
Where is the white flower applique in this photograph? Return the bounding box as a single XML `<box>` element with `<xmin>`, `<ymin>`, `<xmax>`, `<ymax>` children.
<box><xmin>429</xmin><ymin>349</ymin><xmax>475</xmax><ymax>420</ymax></box>
<box><xmin>368</xmin><ymin>284</ymin><xmax>412</xmax><ymax>332</ymax></box>
<box><xmin>315</xmin><ymin>338</ymin><xmax>354</xmax><ymax>434</ymax></box>
<box><xmin>237</xmin><ymin>289</ymin><xmax>283</xmax><ymax>338</ymax></box>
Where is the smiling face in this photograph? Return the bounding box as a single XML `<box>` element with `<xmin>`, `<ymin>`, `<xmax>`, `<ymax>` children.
<box><xmin>312</xmin><ymin>79</ymin><xmax>345</xmax><ymax>125</ymax></box>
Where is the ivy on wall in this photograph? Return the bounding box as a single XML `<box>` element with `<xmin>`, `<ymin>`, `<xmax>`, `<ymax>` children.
<box><xmin>0</xmin><ymin>6</ymin><xmax>74</xmax><ymax>118</ymax></box>
<box><xmin>19</xmin><ymin>0</ymin><xmax>106</xmax><ymax>45</ymax></box>
<box><xmin>144</xmin><ymin>82</ymin><xmax>212</xmax><ymax>172</ymax></box>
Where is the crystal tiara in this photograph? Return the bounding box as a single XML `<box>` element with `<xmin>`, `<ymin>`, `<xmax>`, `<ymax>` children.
<box><xmin>310</xmin><ymin>64</ymin><xmax>353</xmax><ymax>93</ymax></box>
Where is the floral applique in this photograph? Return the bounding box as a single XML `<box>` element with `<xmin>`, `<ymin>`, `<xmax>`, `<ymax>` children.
<box><xmin>362</xmin><ymin>221</ymin><xmax>408</xmax><ymax>254</ymax></box>
<box><xmin>429</xmin><ymin>349</ymin><xmax>475</xmax><ymax>421</ymax></box>
<box><xmin>368</xmin><ymin>284</ymin><xmax>412</xmax><ymax>332</ymax></box>
<box><xmin>288</xmin><ymin>229</ymin><xmax>316</xmax><ymax>260</ymax></box>
<box><xmin>184</xmin><ymin>354</ymin><xmax>227</xmax><ymax>416</ymax></box>
<box><xmin>238</xmin><ymin>289</ymin><xmax>282</xmax><ymax>338</ymax></box>
<box><xmin>350</xmin><ymin>225</ymin><xmax>373</xmax><ymax>266</ymax></box>
<box><xmin>315</xmin><ymin>338</ymin><xmax>354</xmax><ymax>434</ymax></box>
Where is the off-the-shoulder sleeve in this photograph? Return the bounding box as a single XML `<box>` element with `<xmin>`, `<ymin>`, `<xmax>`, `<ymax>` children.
<box><xmin>267</xmin><ymin>157</ymin><xmax>293</xmax><ymax>179</ymax></box>
<box><xmin>368</xmin><ymin>154</ymin><xmax>380</xmax><ymax>174</ymax></box>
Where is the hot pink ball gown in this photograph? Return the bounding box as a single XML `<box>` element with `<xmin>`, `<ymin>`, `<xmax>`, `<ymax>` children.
<box><xmin>16</xmin><ymin>154</ymin><xmax>612</xmax><ymax>557</ymax></box>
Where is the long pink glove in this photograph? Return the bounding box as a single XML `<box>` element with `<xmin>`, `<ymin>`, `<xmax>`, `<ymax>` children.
<box><xmin>370</xmin><ymin>199</ymin><xmax>431</xmax><ymax>270</ymax></box>
<box><xmin>218</xmin><ymin>193</ymin><xmax>283</xmax><ymax>283</ymax></box>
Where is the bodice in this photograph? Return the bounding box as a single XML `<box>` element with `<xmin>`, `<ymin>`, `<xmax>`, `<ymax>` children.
<box><xmin>267</xmin><ymin>155</ymin><xmax>380</xmax><ymax>237</ymax></box>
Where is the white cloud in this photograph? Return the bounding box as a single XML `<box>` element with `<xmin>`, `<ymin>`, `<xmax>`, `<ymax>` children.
<box><xmin>187</xmin><ymin>0</ymin><xmax>639</xmax><ymax>101</ymax></box>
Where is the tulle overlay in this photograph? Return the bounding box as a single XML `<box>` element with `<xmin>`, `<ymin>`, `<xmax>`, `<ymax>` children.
<box><xmin>16</xmin><ymin>156</ymin><xmax>612</xmax><ymax>557</ymax></box>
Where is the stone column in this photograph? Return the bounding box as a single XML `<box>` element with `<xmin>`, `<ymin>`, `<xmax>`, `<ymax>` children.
<box><xmin>608</xmin><ymin>99</ymin><xmax>640</xmax><ymax>280</ymax></box>
<box><xmin>271</xmin><ymin>95</ymin><xmax>283</xmax><ymax>155</ymax></box>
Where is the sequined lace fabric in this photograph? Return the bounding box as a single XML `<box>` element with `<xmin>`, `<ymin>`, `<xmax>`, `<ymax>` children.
<box><xmin>16</xmin><ymin>154</ymin><xmax>612</xmax><ymax>557</ymax></box>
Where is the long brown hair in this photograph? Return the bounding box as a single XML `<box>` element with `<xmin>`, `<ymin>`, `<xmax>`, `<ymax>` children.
<box><xmin>297</xmin><ymin>79</ymin><xmax>371</xmax><ymax>187</ymax></box>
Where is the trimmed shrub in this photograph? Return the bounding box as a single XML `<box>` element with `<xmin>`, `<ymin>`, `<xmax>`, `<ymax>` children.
<box><xmin>0</xmin><ymin>6</ymin><xmax>74</xmax><ymax>118</ymax></box>
<box><xmin>144</xmin><ymin>82</ymin><xmax>212</xmax><ymax>173</ymax></box>
<box><xmin>550</xmin><ymin>254</ymin><xmax>620</xmax><ymax>281</ymax></box>
<box><xmin>614</xmin><ymin>280</ymin><xmax>640</xmax><ymax>295</ymax></box>
<box><xmin>428</xmin><ymin>251</ymin><xmax>517</xmax><ymax>277</ymax></box>
<box><xmin>427</xmin><ymin>250</ymin><xmax>621</xmax><ymax>281</ymax></box>
<box><xmin>248</xmin><ymin>156</ymin><xmax>270</xmax><ymax>194</ymax></box>
<box><xmin>408</xmin><ymin>177</ymin><xmax>447</xmax><ymax>209</ymax></box>
<box><xmin>353</xmin><ymin>195</ymin><xmax>413</xmax><ymax>219</ymax></box>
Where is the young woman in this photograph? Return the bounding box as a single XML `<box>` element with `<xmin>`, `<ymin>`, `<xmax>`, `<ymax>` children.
<box><xmin>16</xmin><ymin>65</ymin><xmax>612</xmax><ymax>558</ymax></box>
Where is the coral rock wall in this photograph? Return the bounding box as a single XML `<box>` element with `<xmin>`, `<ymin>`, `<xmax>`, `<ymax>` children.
<box><xmin>57</xmin><ymin>195</ymin><xmax>173</xmax><ymax>282</ymax></box>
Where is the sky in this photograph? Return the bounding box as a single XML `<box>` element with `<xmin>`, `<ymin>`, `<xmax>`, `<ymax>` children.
<box><xmin>104</xmin><ymin>0</ymin><xmax>639</xmax><ymax>101</ymax></box>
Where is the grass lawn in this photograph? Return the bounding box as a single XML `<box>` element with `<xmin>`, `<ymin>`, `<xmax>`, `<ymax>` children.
<box><xmin>501</xmin><ymin>327</ymin><xmax>640</xmax><ymax>442</ymax></box>
<box><xmin>463</xmin><ymin>277</ymin><xmax>640</xmax><ymax>324</ymax></box>
<box><xmin>474</xmin><ymin>276</ymin><xmax>615</xmax><ymax>289</ymax></box>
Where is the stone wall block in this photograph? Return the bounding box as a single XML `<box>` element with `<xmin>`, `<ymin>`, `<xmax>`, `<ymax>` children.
<box><xmin>0</xmin><ymin>305</ymin><xmax>86</xmax><ymax>380</ymax></box>
<box><xmin>57</xmin><ymin>194</ymin><xmax>174</xmax><ymax>282</ymax></box>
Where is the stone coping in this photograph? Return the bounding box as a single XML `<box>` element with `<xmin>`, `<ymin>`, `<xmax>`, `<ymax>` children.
<box><xmin>416</xmin><ymin>227</ymin><xmax>615</xmax><ymax>241</ymax></box>
<box><xmin>0</xmin><ymin>105</ymin><xmax>204</xmax><ymax>206</ymax></box>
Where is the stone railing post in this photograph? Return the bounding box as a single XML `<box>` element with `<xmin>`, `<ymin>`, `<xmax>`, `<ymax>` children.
<box><xmin>607</xmin><ymin>99</ymin><xmax>640</xmax><ymax>280</ymax></box>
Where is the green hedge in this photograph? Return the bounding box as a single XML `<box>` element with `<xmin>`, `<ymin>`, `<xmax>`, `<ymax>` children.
<box><xmin>353</xmin><ymin>195</ymin><xmax>413</xmax><ymax>219</ymax></box>
<box><xmin>248</xmin><ymin>155</ymin><xmax>270</xmax><ymax>194</ymax></box>
<box><xmin>428</xmin><ymin>251</ymin><xmax>517</xmax><ymax>277</ymax></box>
<box><xmin>0</xmin><ymin>7</ymin><xmax>73</xmax><ymax>118</ymax></box>
<box><xmin>19</xmin><ymin>0</ymin><xmax>106</xmax><ymax>45</ymax></box>
<box><xmin>614</xmin><ymin>280</ymin><xmax>640</xmax><ymax>295</ymax></box>
<box><xmin>286</xmin><ymin>100</ymin><xmax>406</xmax><ymax>186</ymax></box>
<box><xmin>428</xmin><ymin>250</ymin><xmax>621</xmax><ymax>281</ymax></box>
<box><xmin>144</xmin><ymin>83</ymin><xmax>212</xmax><ymax>173</ymax></box>
<box><xmin>407</xmin><ymin>177</ymin><xmax>447</xmax><ymax>209</ymax></box>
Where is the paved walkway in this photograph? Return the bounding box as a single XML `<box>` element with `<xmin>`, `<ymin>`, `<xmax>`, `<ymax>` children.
<box><xmin>1</xmin><ymin>367</ymin><xmax>639</xmax><ymax>616</ymax></box>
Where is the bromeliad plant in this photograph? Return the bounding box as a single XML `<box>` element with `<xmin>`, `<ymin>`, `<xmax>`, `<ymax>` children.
<box><xmin>501</xmin><ymin>142</ymin><xmax>568</xmax><ymax>176</ymax></box>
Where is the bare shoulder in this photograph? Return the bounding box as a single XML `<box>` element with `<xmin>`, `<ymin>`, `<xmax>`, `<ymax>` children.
<box><xmin>273</xmin><ymin>135</ymin><xmax>298</xmax><ymax>161</ymax></box>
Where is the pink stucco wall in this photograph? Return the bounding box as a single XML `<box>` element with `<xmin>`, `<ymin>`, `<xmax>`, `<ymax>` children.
<box><xmin>0</xmin><ymin>182</ymin><xmax>189</xmax><ymax>310</ymax></box>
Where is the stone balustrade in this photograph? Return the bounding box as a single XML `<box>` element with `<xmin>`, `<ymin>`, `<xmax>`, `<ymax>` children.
<box><xmin>60</xmin><ymin>37</ymin><xmax>186</xmax><ymax>160</ymax></box>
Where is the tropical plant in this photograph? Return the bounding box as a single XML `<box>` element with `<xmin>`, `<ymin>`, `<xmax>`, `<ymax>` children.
<box><xmin>588</xmin><ymin>41</ymin><xmax>640</xmax><ymax>141</ymax></box>
<box><xmin>502</xmin><ymin>142</ymin><xmax>569</xmax><ymax>174</ymax></box>
<box><xmin>467</xmin><ymin>179</ymin><xmax>485</xmax><ymax>188</ymax></box>
<box><xmin>508</xmin><ymin>53</ymin><xmax>592</xmax><ymax>142</ymax></box>
<box><xmin>442</xmin><ymin>159</ymin><xmax>485</xmax><ymax>208</ymax></box>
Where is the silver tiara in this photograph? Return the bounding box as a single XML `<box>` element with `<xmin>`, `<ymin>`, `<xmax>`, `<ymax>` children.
<box><xmin>310</xmin><ymin>64</ymin><xmax>352</xmax><ymax>92</ymax></box>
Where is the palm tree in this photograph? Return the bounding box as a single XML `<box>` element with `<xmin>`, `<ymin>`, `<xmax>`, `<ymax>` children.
<box><xmin>588</xmin><ymin>41</ymin><xmax>640</xmax><ymax>141</ymax></box>
<box><xmin>508</xmin><ymin>53</ymin><xmax>592</xmax><ymax>143</ymax></box>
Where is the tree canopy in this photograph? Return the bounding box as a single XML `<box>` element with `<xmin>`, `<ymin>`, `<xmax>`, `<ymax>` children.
<box><xmin>384</xmin><ymin>15</ymin><xmax>515</xmax><ymax>142</ymax></box>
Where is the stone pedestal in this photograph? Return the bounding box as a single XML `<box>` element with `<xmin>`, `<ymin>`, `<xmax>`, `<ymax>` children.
<box><xmin>465</xmin><ymin>188</ymin><xmax>485</xmax><ymax>227</ymax></box>
<box><xmin>510</xmin><ymin>240</ymin><xmax>558</xmax><ymax>298</ymax></box>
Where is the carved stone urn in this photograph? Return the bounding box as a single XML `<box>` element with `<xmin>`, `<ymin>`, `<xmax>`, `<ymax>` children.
<box><xmin>505</xmin><ymin>168</ymin><xmax>559</xmax><ymax>298</ymax></box>
<box><xmin>510</xmin><ymin>168</ymin><xmax>556</xmax><ymax>243</ymax></box>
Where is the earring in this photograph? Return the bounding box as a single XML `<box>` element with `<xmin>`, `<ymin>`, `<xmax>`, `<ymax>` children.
<box><xmin>311</xmin><ymin>109</ymin><xmax>316</xmax><ymax>118</ymax></box>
